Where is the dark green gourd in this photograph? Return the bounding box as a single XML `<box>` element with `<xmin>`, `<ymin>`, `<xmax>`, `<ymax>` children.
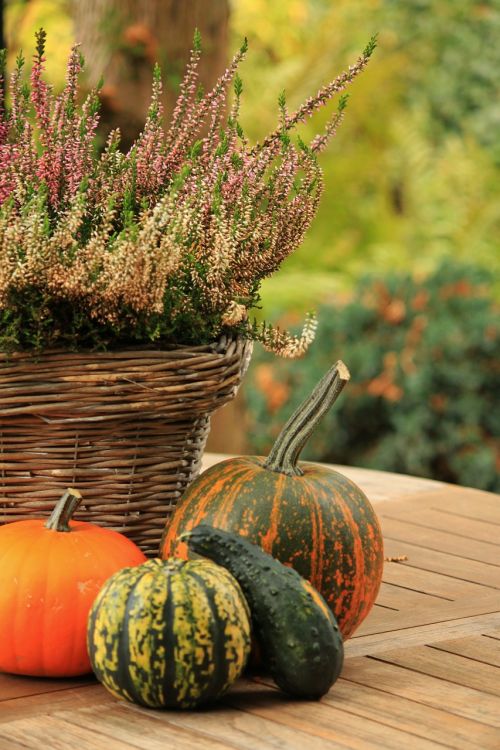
<box><xmin>182</xmin><ymin>524</ymin><xmax>344</xmax><ymax>699</ymax></box>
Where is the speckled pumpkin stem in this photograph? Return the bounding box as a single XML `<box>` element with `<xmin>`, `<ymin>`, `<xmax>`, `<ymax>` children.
<box><xmin>45</xmin><ymin>488</ymin><xmax>83</xmax><ymax>532</ymax></box>
<box><xmin>264</xmin><ymin>360</ymin><xmax>350</xmax><ymax>477</ymax></box>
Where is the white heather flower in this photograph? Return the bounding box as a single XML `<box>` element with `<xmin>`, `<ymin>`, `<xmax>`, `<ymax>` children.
<box><xmin>221</xmin><ymin>301</ymin><xmax>248</xmax><ymax>327</ymax></box>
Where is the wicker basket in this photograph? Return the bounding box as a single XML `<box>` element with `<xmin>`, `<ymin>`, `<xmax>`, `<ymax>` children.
<box><xmin>0</xmin><ymin>335</ymin><xmax>252</xmax><ymax>555</ymax></box>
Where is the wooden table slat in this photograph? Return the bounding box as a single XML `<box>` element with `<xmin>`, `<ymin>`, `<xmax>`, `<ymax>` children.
<box><xmin>121</xmin><ymin>694</ymin><xmax>356</xmax><ymax>750</ymax></box>
<box><xmin>483</xmin><ymin>628</ymin><xmax>500</xmax><ymax>640</ymax></box>
<box><xmin>372</xmin><ymin>645</ymin><xmax>500</xmax><ymax>697</ymax></box>
<box><xmin>427</xmin><ymin>633</ymin><xmax>500</xmax><ymax>668</ymax></box>
<box><xmin>329</xmin><ymin>678</ymin><xmax>500</xmax><ymax>750</ymax></box>
<box><xmin>342</xmin><ymin>657</ymin><xmax>500</xmax><ymax>728</ymax></box>
<box><xmin>381</xmin><ymin>560</ymin><xmax>498</xmax><ymax>598</ymax></box>
<box><xmin>0</xmin><ymin>715</ymin><xmax>142</xmax><ymax>750</ymax></box>
<box><xmin>0</xmin><ymin>685</ymin><xmax>104</xmax><ymax>724</ymax></box>
<box><xmin>0</xmin><ymin>673</ymin><xmax>94</xmax><ymax>702</ymax></box>
<box><xmin>379</xmin><ymin>517</ymin><xmax>500</xmax><ymax>567</ymax></box>
<box><xmin>382</xmin><ymin>539</ymin><xmax>500</xmax><ymax>588</ymax></box>
<box><xmin>353</xmin><ymin>591</ymin><xmax>500</xmax><ymax>638</ymax></box>
<box><xmin>346</xmin><ymin>611</ymin><xmax>500</xmax><ymax>657</ymax></box>
<box><xmin>390</xmin><ymin>487</ymin><xmax>500</xmax><ymax>518</ymax></box>
<box><xmin>381</xmin><ymin>507</ymin><xmax>500</xmax><ymax>545</ymax></box>
<box><xmin>223</xmin><ymin>680</ymin><xmax>448</xmax><ymax>750</ymax></box>
<box><xmin>61</xmin><ymin>705</ymin><xmax>247</xmax><ymax>750</ymax></box>
<box><xmin>375</xmin><ymin>581</ymin><xmax>453</xmax><ymax>611</ymax></box>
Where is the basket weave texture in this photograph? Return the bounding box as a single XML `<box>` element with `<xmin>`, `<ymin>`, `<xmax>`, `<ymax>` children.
<box><xmin>0</xmin><ymin>335</ymin><xmax>251</xmax><ymax>555</ymax></box>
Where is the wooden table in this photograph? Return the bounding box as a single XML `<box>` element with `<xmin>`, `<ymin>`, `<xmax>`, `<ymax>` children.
<box><xmin>1</xmin><ymin>458</ymin><xmax>499</xmax><ymax>749</ymax></box>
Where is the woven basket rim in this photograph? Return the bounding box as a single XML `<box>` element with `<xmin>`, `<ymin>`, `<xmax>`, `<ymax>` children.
<box><xmin>0</xmin><ymin>333</ymin><xmax>248</xmax><ymax>361</ymax></box>
<box><xmin>0</xmin><ymin>334</ymin><xmax>253</xmax><ymax>421</ymax></box>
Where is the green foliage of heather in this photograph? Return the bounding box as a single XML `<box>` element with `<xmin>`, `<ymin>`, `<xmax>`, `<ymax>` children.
<box><xmin>0</xmin><ymin>290</ymin><xmax>233</xmax><ymax>353</ymax></box>
<box><xmin>243</xmin><ymin>262</ymin><xmax>500</xmax><ymax>491</ymax></box>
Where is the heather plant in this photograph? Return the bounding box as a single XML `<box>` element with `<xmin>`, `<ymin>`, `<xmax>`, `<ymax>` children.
<box><xmin>0</xmin><ymin>29</ymin><xmax>375</xmax><ymax>354</ymax></box>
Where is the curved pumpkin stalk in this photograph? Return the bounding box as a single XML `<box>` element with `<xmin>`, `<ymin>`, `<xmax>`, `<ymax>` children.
<box><xmin>45</xmin><ymin>488</ymin><xmax>83</xmax><ymax>532</ymax></box>
<box><xmin>264</xmin><ymin>360</ymin><xmax>350</xmax><ymax>477</ymax></box>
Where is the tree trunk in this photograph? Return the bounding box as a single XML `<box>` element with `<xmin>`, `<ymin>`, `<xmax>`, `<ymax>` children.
<box><xmin>71</xmin><ymin>0</ymin><xmax>230</xmax><ymax>148</ymax></box>
<box><xmin>0</xmin><ymin>0</ymin><xmax>4</xmax><ymax>109</ymax></box>
<box><xmin>0</xmin><ymin>0</ymin><xmax>5</xmax><ymax>53</ymax></box>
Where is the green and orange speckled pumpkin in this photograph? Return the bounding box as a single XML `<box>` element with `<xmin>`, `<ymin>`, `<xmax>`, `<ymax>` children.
<box><xmin>87</xmin><ymin>557</ymin><xmax>251</xmax><ymax>709</ymax></box>
<box><xmin>161</xmin><ymin>361</ymin><xmax>384</xmax><ymax>640</ymax></box>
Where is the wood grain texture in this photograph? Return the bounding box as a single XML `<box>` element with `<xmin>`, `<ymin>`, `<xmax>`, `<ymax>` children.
<box><xmin>0</xmin><ymin>684</ymin><xmax>103</xmax><ymax>724</ymax></box>
<box><xmin>0</xmin><ymin>674</ymin><xmax>94</xmax><ymax>703</ymax></box>
<box><xmin>82</xmin><ymin>692</ymin><xmax>355</xmax><ymax>750</ymax></box>
<box><xmin>381</xmin><ymin>507</ymin><xmax>500</xmax><ymax>545</ymax></box>
<box><xmin>379</xmin><ymin>517</ymin><xmax>500</xmax><ymax>566</ymax></box>
<box><xmin>353</xmin><ymin>592</ymin><xmax>500</xmax><ymax>638</ymax></box>
<box><xmin>375</xmin><ymin>580</ymin><xmax>453</xmax><ymax>610</ymax></box>
<box><xmin>224</xmin><ymin>683</ymin><xmax>445</xmax><ymax>750</ymax></box>
<box><xmin>327</xmin><ymin>678</ymin><xmax>500</xmax><ymax>750</ymax></box>
<box><xmin>428</xmin><ymin>633</ymin><xmax>500</xmax><ymax>668</ymax></box>
<box><xmin>381</xmin><ymin>538</ymin><xmax>500</xmax><ymax>588</ymax></box>
<box><xmin>0</xmin><ymin>715</ymin><xmax>140</xmax><ymax>750</ymax></box>
<box><xmin>342</xmin><ymin>656</ymin><xmax>500</xmax><ymax>728</ymax></box>
<box><xmin>374</xmin><ymin>645</ymin><xmax>500</xmax><ymax>697</ymax></box>
<box><xmin>381</xmin><ymin>560</ymin><xmax>497</xmax><ymax>598</ymax></box>
<box><xmin>252</xmin><ymin>674</ymin><xmax>500</xmax><ymax>750</ymax></box>
<box><xmin>347</xmin><ymin>610</ymin><xmax>500</xmax><ymax>656</ymax></box>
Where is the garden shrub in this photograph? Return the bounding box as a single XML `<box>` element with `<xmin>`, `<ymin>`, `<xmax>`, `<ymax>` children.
<box><xmin>244</xmin><ymin>261</ymin><xmax>499</xmax><ymax>492</ymax></box>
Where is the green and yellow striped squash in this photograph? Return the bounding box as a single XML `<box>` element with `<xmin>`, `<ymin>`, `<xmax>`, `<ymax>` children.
<box><xmin>161</xmin><ymin>362</ymin><xmax>384</xmax><ymax>640</ymax></box>
<box><xmin>87</xmin><ymin>558</ymin><xmax>251</xmax><ymax>709</ymax></box>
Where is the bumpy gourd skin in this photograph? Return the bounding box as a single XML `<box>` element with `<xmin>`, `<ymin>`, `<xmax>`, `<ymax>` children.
<box><xmin>184</xmin><ymin>524</ymin><xmax>344</xmax><ymax>699</ymax></box>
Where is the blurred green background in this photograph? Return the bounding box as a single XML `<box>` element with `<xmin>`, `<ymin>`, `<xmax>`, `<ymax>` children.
<box><xmin>3</xmin><ymin>0</ymin><xmax>499</xmax><ymax>489</ymax></box>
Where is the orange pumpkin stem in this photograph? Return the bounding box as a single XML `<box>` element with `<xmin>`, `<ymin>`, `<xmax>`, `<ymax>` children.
<box><xmin>45</xmin><ymin>488</ymin><xmax>83</xmax><ymax>532</ymax></box>
<box><xmin>264</xmin><ymin>360</ymin><xmax>350</xmax><ymax>477</ymax></box>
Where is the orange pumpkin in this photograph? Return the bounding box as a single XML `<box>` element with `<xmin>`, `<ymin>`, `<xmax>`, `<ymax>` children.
<box><xmin>0</xmin><ymin>488</ymin><xmax>146</xmax><ymax>677</ymax></box>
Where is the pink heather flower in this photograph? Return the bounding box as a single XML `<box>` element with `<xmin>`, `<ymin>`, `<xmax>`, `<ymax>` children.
<box><xmin>30</xmin><ymin>30</ymin><xmax>52</xmax><ymax>140</ymax></box>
